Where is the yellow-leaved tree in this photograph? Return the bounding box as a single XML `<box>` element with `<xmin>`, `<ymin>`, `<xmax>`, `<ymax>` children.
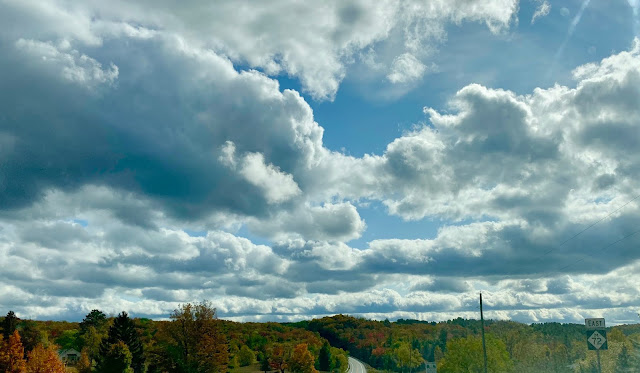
<box><xmin>1</xmin><ymin>331</ymin><xmax>27</xmax><ymax>373</ymax></box>
<box><xmin>288</xmin><ymin>343</ymin><xmax>317</xmax><ymax>373</ymax></box>
<box><xmin>26</xmin><ymin>344</ymin><xmax>66</xmax><ymax>373</ymax></box>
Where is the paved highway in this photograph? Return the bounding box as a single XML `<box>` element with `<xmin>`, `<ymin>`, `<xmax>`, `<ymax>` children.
<box><xmin>348</xmin><ymin>357</ymin><xmax>366</xmax><ymax>373</ymax></box>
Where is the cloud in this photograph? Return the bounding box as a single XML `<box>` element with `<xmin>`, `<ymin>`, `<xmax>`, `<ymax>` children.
<box><xmin>411</xmin><ymin>278</ymin><xmax>473</xmax><ymax>293</ymax></box>
<box><xmin>531</xmin><ymin>1</ymin><xmax>551</xmax><ymax>24</ymax></box>
<box><xmin>238</xmin><ymin>152</ymin><xmax>302</xmax><ymax>204</ymax></box>
<box><xmin>387</xmin><ymin>53</ymin><xmax>429</xmax><ymax>84</ymax></box>
<box><xmin>0</xmin><ymin>30</ymin><xmax>327</xmax><ymax>224</ymax></box>
<box><xmin>2</xmin><ymin>0</ymin><xmax>640</xmax><ymax>324</ymax></box>
<box><xmin>0</xmin><ymin>0</ymin><xmax>520</xmax><ymax>101</ymax></box>
<box><xmin>15</xmin><ymin>38</ymin><xmax>119</xmax><ymax>87</ymax></box>
<box><xmin>250</xmin><ymin>203</ymin><xmax>367</xmax><ymax>242</ymax></box>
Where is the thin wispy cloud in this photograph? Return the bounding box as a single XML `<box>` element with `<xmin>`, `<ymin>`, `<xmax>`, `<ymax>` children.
<box><xmin>547</xmin><ymin>0</ymin><xmax>592</xmax><ymax>81</ymax></box>
<box><xmin>531</xmin><ymin>0</ymin><xmax>551</xmax><ymax>24</ymax></box>
<box><xmin>630</xmin><ymin>0</ymin><xmax>640</xmax><ymax>36</ymax></box>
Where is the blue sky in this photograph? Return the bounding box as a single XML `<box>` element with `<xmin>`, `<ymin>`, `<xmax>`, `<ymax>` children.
<box><xmin>1</xmin><ymin>0</ymin><xmax>640</xmax><ymax>325</ymax></box>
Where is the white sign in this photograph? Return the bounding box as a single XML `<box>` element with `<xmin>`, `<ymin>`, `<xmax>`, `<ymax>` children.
<box><xmin>588</xmin><ymin>330</ymin><xmax>606</xmax><ymax>349</ymax></box>
<box><xmin>585</xmin><ymin>318</ymin><xmax>605</xmax><ymax>329</ymax></box>
<box><xmin>425</xmin><ymin>362</ymin><xmax>437</xmax><ymax>373</ymax></box>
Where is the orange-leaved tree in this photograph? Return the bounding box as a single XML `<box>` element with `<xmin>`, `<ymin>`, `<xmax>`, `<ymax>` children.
<box><xmin>26</xmin><ymin>343</ymin><xmax>66</xmax><ymax>373</ymax></box>
<box><xmin>1</xmin><ymin>330</ymin><xmax>27</xmax><ymax>373</ymax></box>
<box><xmin>269</xmin><ymin>344</ymin><xmax>290</xmax><ymax>373</ymax></box>
<box><xmin>287</xmin><ymin>343</ymin><xmax>317</xmax><ymax>373</ymax></box>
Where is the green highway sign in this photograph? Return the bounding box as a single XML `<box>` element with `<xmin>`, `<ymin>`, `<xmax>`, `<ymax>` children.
<box><xmin>586</xmin><ymin>329</ymin><xmax>608</xmax><ymax>350</ymax></box>
<box><xmin>425</xmin><ymin>362</ymin><xmax>437</xmax><ymax>373</ymax></box>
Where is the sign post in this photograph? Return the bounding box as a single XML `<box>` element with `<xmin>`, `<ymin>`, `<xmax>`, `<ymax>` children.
<box><xmin>425</xmin><ymin>362</ymin><xmax>437</xmax><ymax>373</ymax></box>
<box><xmin>585</xmin><ymin>318</ymin><xmax>607</xmax><ymax>373</ymax></box>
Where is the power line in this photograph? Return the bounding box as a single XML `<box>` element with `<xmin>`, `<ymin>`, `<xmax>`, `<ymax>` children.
<box><xmin>545</xmin><ymin>193</ymin><xmax>640</xmax><ymax>255</ymax></box>
<box><xmin>518</xmin><ymin>193</ymin><xmax>640</xmax><ymax>268</ymax></box>
<box><xmin>503</xmin><ymin>193</ymin><xmax>640</xmax><ymax>277</ymax></box>
<box><xmin>556</xmin><ymin>227</ymin><xmax>640</xmax><ymax>273</ymax></box>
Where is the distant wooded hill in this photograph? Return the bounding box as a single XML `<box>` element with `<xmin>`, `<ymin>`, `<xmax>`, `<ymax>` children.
<box><xmin>2</xmin><ymin>309</ymin><xmax>639</xmax><ymax>373</ymax></box>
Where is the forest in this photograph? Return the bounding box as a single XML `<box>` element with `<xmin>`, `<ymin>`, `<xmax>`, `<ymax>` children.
<box><xmin>1</xmin><ymin>304</ymin><xmax>639</xmax><ymax>373</ymax></box>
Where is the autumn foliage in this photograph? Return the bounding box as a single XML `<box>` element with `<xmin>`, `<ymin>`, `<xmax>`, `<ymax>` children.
<box><xmin>26</xmin><ymin>344</ymin><xmax>66</xmax><ymax>373</ymax></box>
<box><xmin>0</xmin><ymin>331</ymin><xmax>27</xmax><ymax>373</ymax></box>
<box><xmin>288</xmin><ymin>344</ymin><xmax>317</xmax><ymax>373</ymax></box>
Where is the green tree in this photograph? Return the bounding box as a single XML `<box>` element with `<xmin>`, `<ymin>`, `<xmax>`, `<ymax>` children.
<box><xmin>261</xmin><ymin>353</ymin><xmax>272</xmax><ymax>373</ymax></box>
<box><xmin>80</xmin><ymin>310</ymin><xmax>108</xmax><ymax>333</ymax></box>
<box><xmin>318</xmin><ymin>342</ymin><xmax>331</xmax><ymax>371</ymax></box>
<box><xmin>78</xmin><ymin>309</ymin><xmax>109</xmax><ymax>364</ymax></box>
<box><xmin>97</xmin><ymin>312</ymin><xmax>144</xmax><ymax>373</ymax></box>
<box><xmin>18</xmin><ymin>321</ymin><xmax>46</xmax><ymax>353</ymax></box>
<box><xmin>329</xmin><ymin>347</ymin><xmax>348</xmax><ymax>373</ymax></box>
<box><xmin>55</xmin><ymin>329</ymin><xmax>80</xmax><ymax>351</ymax></box>
<box><xmin>2</xmin><ymin>311</ymin><xmax>19</xmax><ymax>340</ymax></box>
<box><xmin>99</xmin><ymin>341</ymin><xmax>134</xmax><ymax>373</ymax></box>
<box><xmin>394</xmin><ymin>342</ymin><xmax>422</xmax><ymax>373</ymax></box>
<box><xmin>438</xmin><ymin>335</ymin><xmax>513</xmax><ymax>373</ymax></box>
<box><xmin>80</xmin><ymin>325</ymin><xmax>105</xmax><ymax>364</ymax></box>
<box><xmin>239</xmin><ymin>345</ymin><xmax>256</xmax><ymax>366</ymax></box>
<box><xmin>616</xmin><ymin>344</ymin><xmax>633</xmax><ymax>373</ymax></box>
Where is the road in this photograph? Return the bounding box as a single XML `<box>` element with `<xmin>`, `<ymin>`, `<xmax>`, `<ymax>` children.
<box><xmin>348</xmin><ymin>357</ymin><xmax>366</xmax><ymax>373</ymax></box>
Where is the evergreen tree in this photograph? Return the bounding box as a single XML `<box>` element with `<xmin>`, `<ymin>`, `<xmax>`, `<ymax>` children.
<box><xmin>80</xmin><ymin>309</ymin><xmax>108</xmax><ymax>333</ymax></box>
<box><xmin>261</xmin><ymin>354</ymin><xmax>272</xmax><ymax>373</ymax></box>
<box><xmin>318</xmin><ymin>342</ymin><xmax>331</xmax><ymax>371</ymax></box>
<box><xmin>2</xmin><ymin>311</ymin><xmax>19</xmax><ymax>339</ymax></box>
<box><xmin>19</xmin><ymin>320</ymin><xmax>45</xmax><ymax>353</ymax></box>
<box><xmin>99</xmin><ymin>341</ymin><xmax>134</xmax><ymax>373</ymax></box>
<box><xmin>97</xmin><ymin>312</ymin><xmax>144</xmax><ymax>373</ymax></box>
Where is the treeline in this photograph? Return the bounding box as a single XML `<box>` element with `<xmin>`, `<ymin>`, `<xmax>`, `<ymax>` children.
<box><xmin>3</xmin><ymin>307</ymin><xmax>640</xmax><ymax>373</ymax></box>
<box><xmin>0</xmin><ymin>304</ymin><xmax>349</xmax><ymax>373</ymax></box>
<box><xmin>289</xmin><ymin>315</ymin><xmax>640</xmax><ymax>373</ymax></box>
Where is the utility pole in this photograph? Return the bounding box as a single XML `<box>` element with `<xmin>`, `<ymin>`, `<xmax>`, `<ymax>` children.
<box><xmin>480</xmin><ymin>293</ymin><xmax>488</xmax><ymax>373</ymax></box>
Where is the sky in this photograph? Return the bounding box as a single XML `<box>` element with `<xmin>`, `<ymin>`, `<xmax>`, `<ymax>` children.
<box><xmin>1</xmin><ymin>0</ymin><xmax>640</xmax><ymax>325</ymax></box>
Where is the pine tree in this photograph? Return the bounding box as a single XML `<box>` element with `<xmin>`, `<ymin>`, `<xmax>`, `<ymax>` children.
<box><xmin>80</xmin><ymin>309</ymin><xmax>108</xmax><ymax>333</ymax></box>
<box><xmin>97</xmin><ymin>312</ymin><xmax>144</xmax><ymax>373</ymax></box>
<box><xmin>2</xmin><ymin>311</ymin><xmax>19</xmax><ymax>339</ymax></box>
<box><xmin>261</xmin><ymin>354</ymin><xmax>272</xmax><ymax>373</ymax></box>
<box><xmin>99</xmin><ymin>341</ymin><xmax>134</xmax><ymax>373</ymax></box>
<box><xmin>318</xmin><ymin>342</ymin><xmax>331</xmax><ymax>371</ymax></box>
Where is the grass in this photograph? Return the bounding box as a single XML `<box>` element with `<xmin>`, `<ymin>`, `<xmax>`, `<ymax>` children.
<box><xmin>230</xmin><ymin>363</ymin><xmax>331</xmax><ymax>373</ymax></box>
